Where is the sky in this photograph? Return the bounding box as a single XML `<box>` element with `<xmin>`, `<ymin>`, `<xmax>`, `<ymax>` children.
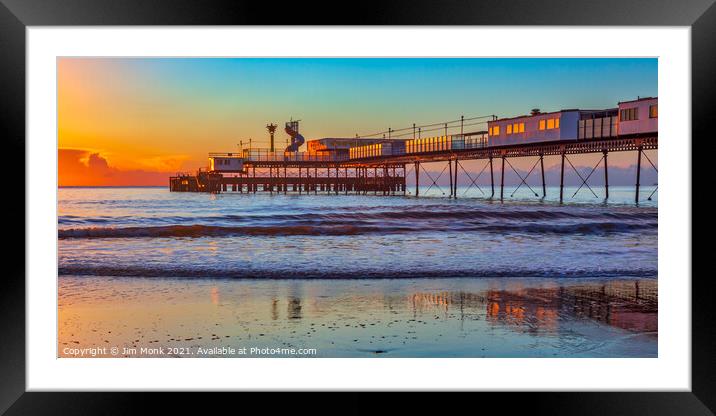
<box><xmin>58</xmin><ymin>58</ymin><xmax>657</xmax><ymax>186</ymax></box>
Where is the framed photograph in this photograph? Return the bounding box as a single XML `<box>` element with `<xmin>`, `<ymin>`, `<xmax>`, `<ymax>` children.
<box><xmin>4</xmin><ymin>0</ymin><xmax>711</xmax><ymax>412</ymax></box>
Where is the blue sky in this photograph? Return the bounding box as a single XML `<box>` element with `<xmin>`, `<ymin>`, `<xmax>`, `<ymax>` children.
<box><xmin>122</xmin><ymin>57</ymin><xmax>657</xmax><ymax>138</ymax></box>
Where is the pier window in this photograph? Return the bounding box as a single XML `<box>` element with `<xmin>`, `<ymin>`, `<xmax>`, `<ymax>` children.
<box><xmin>547</xmin><ymin>119</ymin><xmax>555</xmax><ymax>129</ymax></box>
<box><xmin>649</xmin><ymin>104</ymin><xmax>658</xmax><ymax>118</ymax></box>
<box><xmin>518</xmin><ymin>122</ymin><xmax>525</xmax><ymax>133</ymax></box>
<box><xmin>506</xmin><ymin>124</ymin><xmax>513</xmax><ymax>134</ymax></box>
<box><xmin>555</xmin><ymin>118</ymin><xmax>560</xmax><ymax>129</ymax></box>
<box><xmin>539</xmin><ymin>119</ymin><xmax>546</xmax><ymax>130</ymax></box>
<box><xmin>620</xmin><ymin>107</ymin><xmax>639</xmax><ymax>121</ymax></box>
<box><xmin>493</xmin><ymin>125</ymin><xmax>499</xmax><ymax>135</ymax></box>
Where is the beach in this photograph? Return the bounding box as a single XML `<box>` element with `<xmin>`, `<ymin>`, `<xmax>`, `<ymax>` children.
<box><xmin>58</xmin><ymin>187</ymin><xmax>657</xmax><ymax>358</ymax></box>
<box><xmin>59</xmin><ymin>276</ymin><xmax>657</xmax><ymax>358</ymax></box>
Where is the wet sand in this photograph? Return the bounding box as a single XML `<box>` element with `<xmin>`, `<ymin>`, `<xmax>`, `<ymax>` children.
<box><xmin>58</xmin><ymin>276</ymin><xmax>657</xmax><ymax>358</ymax></box>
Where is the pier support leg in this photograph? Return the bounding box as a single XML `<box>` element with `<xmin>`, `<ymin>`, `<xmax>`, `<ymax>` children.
<box><xmin>603</xmin><ymin>150</ymin><xmax>609</xmax><ymax>199</ymax></box>
<box><xmin>253</xmin><ymin>166</ymin><xmax>256</xmax><ymax>194</ymax></box>
<box><xmin>365</xmin><ymin>167</ymin><xmax>369</xmax><ymax>195</ymax></box>
<box><xmin>361</xmin><ymin>167</ymin><xmax>364</xmax><ymax>195</ymax></box>
<box><xmin>360</xmin><ymin>167</ymin><xmax>364</xmax><ymax>195</ymax></box>
<box><xmin>454</xmin><ymin>158</ymin><xmax>459</xmax><ymax>199</ymax></box>
<box><xmin>392</xmin><ymin>166</ymin><xmax>396</xmax><ymax>195</ymax></box>
<box><xmin>448</xmin><ymin>160</ymin><xmax>453</xmax><ymax>198</ymax></box>
<box><xmin>374</xmin><ymin>167</ymin><xmax>378</xmax><ymax>195</ymax></box>
<box><xmin>500</xmin><ymin>156</ymin><xmax>505</xmax><ymax>201</ymax></box>
<box><xmin>403</xmin><ymin>165</ymin><xmax>407</xmax><ymax>195</ymax></box>
<box><xmin>415</xmin><ymin>162</ymin><xmax>420</xmax><ymax>197</ymax></box>
<box><xmin>559</xmin><ymin>152</ymin><xmax>565</xmax><ymax>203</ymax></box>
<box><xmin>540</xmin><ymin>154</ymin><xmax>546</xmax><ymax>198</ymax></box>
<box><xmin>489</xmin><ymin>157</ymin><xmax>494</xmax><ymax>199</ymax></box>
<box><xmin>635</xmin><ymin>146</ymin><xmax>642</xmax><ymax>204</ymax></box>
<box><xmin>284</xmin><ymin>165</ymin><xmax>287</xmax><ymax>194</ymax></box>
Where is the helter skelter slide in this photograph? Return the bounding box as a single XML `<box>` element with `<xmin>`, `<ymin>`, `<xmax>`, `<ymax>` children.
<box><xmin>284</xmin><ymin>120</ymin><xmax>305</xmax><ymax>152</ymax></box>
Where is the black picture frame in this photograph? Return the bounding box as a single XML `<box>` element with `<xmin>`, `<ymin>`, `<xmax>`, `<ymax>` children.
<box><xmin>2</xmin><ymin>0</ymin><xmax>711</xmax><ymax>413</ymax></box>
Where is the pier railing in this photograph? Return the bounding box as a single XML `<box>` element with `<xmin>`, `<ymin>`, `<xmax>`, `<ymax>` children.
<box><xmin>240</xmin><ymin>149</ymin><xmax>349</xmax><ymax>162</ymax></box>
<box><xmin>351</xmin><ymin>134</ymin><xmax>489</xmax><ymax>160</ymax></box>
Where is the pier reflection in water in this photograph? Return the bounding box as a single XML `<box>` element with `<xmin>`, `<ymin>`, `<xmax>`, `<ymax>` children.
<box><xmin>58</xmin><ymin>277</ymin><xmax>657</xmax><ymax>358</ymax></box>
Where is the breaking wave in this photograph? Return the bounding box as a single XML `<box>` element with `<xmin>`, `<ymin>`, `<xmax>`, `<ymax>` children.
<box><xmin>58</xmin><ymin>265</ymin><xmax>658</xmax><ymax>279</ymax></box>
<box><xmin>58</xmin><ymin>220</ymin><xmax>656</xmax><ymax>239</ymax></box>
<box><xmin>58</xmin><ymin>207</ymin><xmax>657</xmax><ymax>226</ymax></box>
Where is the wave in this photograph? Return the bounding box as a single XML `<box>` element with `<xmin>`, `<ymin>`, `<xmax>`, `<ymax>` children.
<box><xmin>58</xmin><ymin>208</ymin><xmax>657</xmax><ymax>226</ymax></box>
<box><xmin>58</xmin><ymin>265</ymin><xmax>658</xmax><ymax>279</ymax></box>
<box><xmin>57</xmin><ymin>220</ymin><xmax>656</xmax><ymax>239</ymax></box>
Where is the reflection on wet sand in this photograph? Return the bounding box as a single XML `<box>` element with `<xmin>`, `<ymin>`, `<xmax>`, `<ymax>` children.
<box><xmin>58</xmin><ymin>277</ymin><xmax>657</xmax><ymax>358</ymax></box>
<box><xmin>406</xmin><ymin>280</ymin><xmax>656</xmax><ymax>335</ymax></box>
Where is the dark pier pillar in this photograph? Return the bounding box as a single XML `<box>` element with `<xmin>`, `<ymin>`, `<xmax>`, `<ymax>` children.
<box><xmin>374</xmin><ymin>167</ymin><xmax>378</xmax><ymax>195</ymax></box>
<box><xmin>500</xmin><ymin>156</ymin><xmax>505</xmax><ymax>201</ymax></box>
<box><xmin>360</xmin><ymin>167</ymin><xmax>364</xmax><ymax>195</ymax></box>
<box><xmin>361</xmin><ymin>167</ymin><xmax>365</xmax><ymax>195</ymax></box>
<box><xmin>448</xmin><ymin>160</ymin><xmax>453</xmax><ymax>198</ymax></box>
<box><xmin>365</xmin><ymin>167</ymin><xmax>369</xmax><ymax>195</ymax></box>
<box><xmin>603</xmin><ymin>150</ymin><xmax>609</xmax><ymax>199</ymax></box>
<box><xmin>403</xmin><ymin>165</ymin><xmax>407</xmax><ymax>195</ymax></box>
<box><xmin>392</xmin><ymin>166</ymin><xmax>396</xmax><ymax>195</ymax></box>
<box><xmin>336</xmin><ymin>166</ymin><xmax>340</xmax><ymax>195</ymax></box>
<box><xmin>298</xmin><ymin>167</ymin><xmax>302</xmax><ymax>195</ymax></box>
<box><xmin>489</xmin><ymin>156</ymin><xmax>494</xmax><ymax>198</ymax></box>
<box><xmin>252</xmin><ymin>166</ymin><xmax>257</xmax><ymax>194</ymax></box>
<box><xmin>269</xmin><ymin>167</ymin><xmax>273</xmax><ymax>194</ymax></box>
<box><xmin>559</xmin><ymin>152</ymin><xmax>566</xmax><ymax>203</ymax></box>
<box><xmin>540</xmin><ymin>154</ymin><xmax>546</xmax><ymax>198</ymax></box>
<box><xmin>414</xmin><ymin>162</ymin><xmax>420</xmax><ymax>196</ymax></box>
<box><xmin>635</xmin><ymin>146</ymin><xmax>643</xmax><ymax>204</ymax></box>
<box><xmin>454</xmin><ymin>158</ymin><xmax>459</xmax><ymax>199</ymax></box>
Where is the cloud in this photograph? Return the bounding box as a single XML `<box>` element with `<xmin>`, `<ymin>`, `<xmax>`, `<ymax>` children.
<box><xmin>59</xmin><ymin>148</ymin><xmax>175</xmax><ymax>186</ymax></box>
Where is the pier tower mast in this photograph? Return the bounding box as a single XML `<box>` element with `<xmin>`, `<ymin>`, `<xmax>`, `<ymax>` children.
<box><xmin>266</xmin><ymin>123</ymin><xmax>278</xmax><ymax>152</ymax></box>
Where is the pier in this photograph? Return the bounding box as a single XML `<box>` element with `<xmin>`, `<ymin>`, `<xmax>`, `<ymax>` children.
<box><xmin>170</xmin><ymin>134</ymin><xmax>656</xmax><ymax>203</ymax></box>
<box><xmin>170</xmin><ymin>102</ymin><xmax>658</xmax><ymax>203</ymax></box>
<box><xmin>170</xmin><ymin>161</ymin><xmax>406</xmax><ymax>196</ymax></box>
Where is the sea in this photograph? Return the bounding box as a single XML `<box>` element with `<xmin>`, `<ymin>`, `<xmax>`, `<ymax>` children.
<box><xmin>58</xmin><ymin>186</ymin><xmax>658</xmax><ymax>358</ymax></box>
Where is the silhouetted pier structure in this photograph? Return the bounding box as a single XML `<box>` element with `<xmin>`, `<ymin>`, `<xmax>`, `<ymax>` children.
<box><xmin>169</xmin><ymin>134</ymin><xmax>656</xmax><ymax>203</ymax></box>
<box><xmin>171</xmin><ymin>103</ymin><xmax>658</xmax><ymax>203</ymax></box>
